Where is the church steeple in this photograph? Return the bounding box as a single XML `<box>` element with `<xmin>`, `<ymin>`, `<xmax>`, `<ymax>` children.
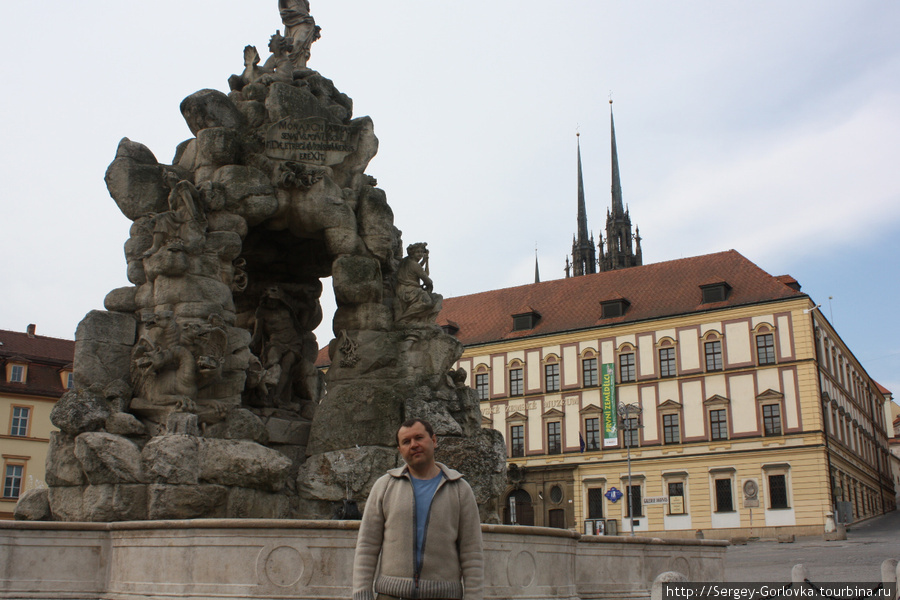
<box><xmin>599</xmin><ymin>100</ymin><xmax>642</xmax><ymax>272</ymax></box>
<box><xmin>570</xmin><ymin>133</ymin><xmax>597</xmax><ymax>277</ymax></box>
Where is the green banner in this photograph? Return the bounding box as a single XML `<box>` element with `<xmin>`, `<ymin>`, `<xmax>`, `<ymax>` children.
<box><xmin>602</xmin><ymin>363</ymin><xmax>617</xmax><ymax>447</ymax></box>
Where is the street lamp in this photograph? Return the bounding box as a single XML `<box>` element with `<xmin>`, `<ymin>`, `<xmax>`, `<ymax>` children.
<box><xmin>617</xmin><ymin>402</ymin><xmax>643</xmax><ymax>536</ymax></box>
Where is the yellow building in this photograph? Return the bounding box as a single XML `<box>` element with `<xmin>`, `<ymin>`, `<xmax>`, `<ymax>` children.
<box><xmin>439</xmin><ymin>250</ymin><xmax>895</xmax><ymax>539</ymax></box>
<box><xmin>0</xmin><ymin>326</ymin><xmax>74</xmax><ymax>519</ymax></box>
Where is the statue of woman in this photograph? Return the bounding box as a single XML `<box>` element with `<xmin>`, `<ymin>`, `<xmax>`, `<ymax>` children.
<box><xmin>278</xmin><ymin>0</ymin><xmax>321</xmax><ymax>74</ymax></box>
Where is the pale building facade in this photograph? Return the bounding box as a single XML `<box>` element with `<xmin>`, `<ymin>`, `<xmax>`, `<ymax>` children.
<box><xmin>439</xmin><ymin>251</ymin><xmax>894</xmax><ymax>539</ymax></box>
<box><xmin>0</xmin><ymin>326</ymin><xmax>74</xmax><ymax>519</ymax></box>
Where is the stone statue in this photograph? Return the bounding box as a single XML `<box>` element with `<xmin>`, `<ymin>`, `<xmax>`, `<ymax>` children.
<box><xmin>142</xmin><ymin>172</ymin><xmax>207</xmax><ymax>258</ymax></box>
<box><xmin>251</xmin><ymin>286</ymin><xmax>305</xmax><ymax>408</ymax></box>
<box><xmin>278</xmin><ymin>0</ymin><xmax>321</xmax><ymax>75</ymax></box>
<box><xmin>261</xmin><ymin>30</ymin><xmax>295</xmax><ymax>83</ymax></box>
<box><xmin>394</xmin><ymin>242</ymin><xmax>442</xmax><ymax>324</ymax></box>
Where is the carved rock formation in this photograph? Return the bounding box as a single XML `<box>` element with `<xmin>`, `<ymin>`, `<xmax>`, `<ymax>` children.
<box><xmin>26</xmin><ymin>5</ymin><xmax>504</xmax><ymax>522</ymax></box>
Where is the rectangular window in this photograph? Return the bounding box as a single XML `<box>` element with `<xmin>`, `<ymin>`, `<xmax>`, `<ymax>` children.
<box><xmin>10</xmin><ymin>406</ymin><xmax>30</xmax><ymax>437</ymax></box>
<box><xmin>663</xmin><ymin>414</ymin><xmax>680</xmax><ymax>444</ymax></box>
<box><xmin>587</xmin><ymin>487</ymin><xmax>604</xmax><ymax>519</ymax></box>
<box><xmin>509</xmin><ymin>368</ymin><xmax>523</xmax><ymax>396</ymax></box>
<box><xmin>3</xmin><ymin>465</ymin><xmax>23</xmax><ymax>499</ymax></box>
<box><xmin>510</xmin><ymin>425</ymin><xmax>524</xmax><ymax>458</ymax></box>
<box><xmin>545</xmin><ymin>364</ymin><xmax>560</xmax><ymax>392</ymax></box>
<box><xmin>626</xmin><ymin>485</ymin><xmax>643</xmax><ymax>517</ymax></box>
<box><xmin>9</xmin><ymin>365</ymin><xmax>25</xmax><ymax>383</ymax></box>
<box><xmin>623</xmin><ymin>417</ymin><xmax>639</xmax><ymax>448</ymax></box>
<box><xmin>547</xmin><ymin>421</ymin><xmax>561</xmax><ymax>454</ymax></box>
<box><xmin>584</xmin><ymin>417</ymin><xmax>600</xmax><ymax>451</ymax></box>
<box><xmin>668</xmin><ymin>482</ymin><xmax>685</xmax><ymax>515</ymax></box>
<box><xmin>757</xmin><ymin>334</ymin><xmax>776</xmax><ymax>365</ymax></box>
<box><xmin>762</xmin><ymin>404</ymin><xmax>782</xmax><ymax>436</ymax></box>
<box><xmin>768</xmin><ymin>474</ymin><xmax>789</xmax><ymax>509</ymax></box>
<box><xmin>475</xmin><ymin>373</ymin><xmax>489</xmax><ymax>400</ymax></box>
<box><xmin>619</xmin><ymin>353</ymin><xmax>636</xmax><ymax>383</ymax></box>
<box><xmin>705</xmin><ymin>340</ymin><xmax>723</xmax><ymax>371</ymax></box>
<box><xmin>715</xmin><ymin>478</ymin><xmax>733</xmax><ymax>512</ymax></box>
<box><xmin>67</xmin><ymin>372</ymin><xmax>75</xmax><ymax>389</ymax></box>
<box><xmin>709</xmin><ymin>409</ymin><xmax>728</xmax><ymax>441</ymax></box>
<box><xmin>659</xmin><ymin>348</ymin><xmax>676</xmax><ymax>378</ymax></box>
<box><xmin>582</xmin><ymin>358</ymin><xmax>598</xmax><ymax>387</ymax></box>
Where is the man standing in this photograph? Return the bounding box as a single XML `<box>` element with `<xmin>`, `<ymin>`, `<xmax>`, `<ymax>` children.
<box><xmin>352</xmin><ymin>418</ymin><xmax>484</xmax><ymax>600</ymax></box>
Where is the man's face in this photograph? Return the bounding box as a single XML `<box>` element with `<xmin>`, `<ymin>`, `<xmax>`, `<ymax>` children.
<box><xmin>397</xmin><ymin>422</ymin><xmax>437</xmax><ymax>471</ymax></box>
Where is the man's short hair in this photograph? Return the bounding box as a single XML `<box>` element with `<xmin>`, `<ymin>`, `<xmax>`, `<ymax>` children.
<box><xmin>398</xmin><ymin>418</ymin><xmax>435</xmax><ymax>441</ymax></box>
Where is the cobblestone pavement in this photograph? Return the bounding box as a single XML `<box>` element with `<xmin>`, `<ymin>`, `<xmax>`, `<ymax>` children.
<box><xmin>724</xmin><ymin>510</ymin><xmax>900</xmax><ymax>583</ymax></box>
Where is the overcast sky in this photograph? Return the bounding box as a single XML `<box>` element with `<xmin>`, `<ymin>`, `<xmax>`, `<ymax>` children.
<box><xmin>2</xmin><ymin>2</ymin><xmax>898</xmax><ymax>395</ymax></box>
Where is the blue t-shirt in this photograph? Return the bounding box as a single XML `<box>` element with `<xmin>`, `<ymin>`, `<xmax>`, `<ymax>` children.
<box><xmin>411</xmin><ymin>471</ymin><xmax>444</xmax><ymax>572</ymax></box>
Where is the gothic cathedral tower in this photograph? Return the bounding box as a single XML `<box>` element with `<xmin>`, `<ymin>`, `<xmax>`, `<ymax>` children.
<box><xmin>598</xmin><ymin>100</ymin><xmax>642</xmax><ymax>272</ymax></box>
<box><xmin>570</xmin><ymin>133</ymin><xmax>597</xmax><ymax>277</ymax></box>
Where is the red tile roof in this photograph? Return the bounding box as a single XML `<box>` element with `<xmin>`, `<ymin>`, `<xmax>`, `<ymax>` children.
<box><xmin>438</xmin><ymin>250</ymin><xmax>806</xmax><ymax>347</ymax></box>
<box><xmin>0</xmin><ymin>329</ymin><xmax>75</xmax><ymax>398</ymax></box>
<box><xmin>0</xmin><ymin>329</ymin><xmax>75</xmax><ymax>365</ymax></box>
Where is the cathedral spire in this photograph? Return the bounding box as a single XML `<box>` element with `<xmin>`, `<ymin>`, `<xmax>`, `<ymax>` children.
<box><xmin>570</xmin><ymin>132</ymin><xmax>597</xmax><ymax>277</ymax></box>
<box><xmin>610</xmin><ymin>100</ymin><xmax>624</xmax><ymax>217</ymax></box>
<box><xmin>576</xmin><ymin>134</ymin><xmax>590</xmax><ymax>245</ymax></box>
<box><xmin>599</xmin><ymin>99</ymin><xmax>643</xmax><ymax>273</ymax></box>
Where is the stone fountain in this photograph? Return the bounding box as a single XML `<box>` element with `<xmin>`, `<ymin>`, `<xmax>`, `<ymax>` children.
<box><xmin>15</xmin><ymin>0</ymin><xmax>505</xmax><ymax>524</ymax></box>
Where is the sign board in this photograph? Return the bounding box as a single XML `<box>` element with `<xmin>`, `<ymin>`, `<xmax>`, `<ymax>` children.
<box><xmin>601</xmin><ymin>363</ymin><xmax>617</xmax><ymax>447</ymax></box>
<box><xmin>605</xmin><ymin>487</ymin><xmax>623</xmax><ymax>503</ymax></box>
<box><xmin>669</xmin><ymin>496</ymin><xmax>684</xmax><ymax>514</ymax></box>
<box><xmin>266</xmin><ymin>117</ymin><xmax>357</xmax><ymax>165</ymax></box>
<box><xmin>642</xmin><ymin>496</ymin><xmax>669</xmax><ymax>505</ymax></box>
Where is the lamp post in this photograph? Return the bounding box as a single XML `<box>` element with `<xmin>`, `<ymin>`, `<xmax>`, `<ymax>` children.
<box><xmin>617</xmin><ymin>402</ymin><xmax>642</xmax><ymax>536</ymax></box>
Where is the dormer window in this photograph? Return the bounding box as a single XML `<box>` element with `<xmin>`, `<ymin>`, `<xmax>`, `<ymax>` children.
<box><xmin>512</xmin><ymin>310</ymin><xmax>540</xmax><ymax>331</ymax></box>
<box><xmin>8</xmin><ymin>364</ymin><xmax>26</xmax><ymax>383</ymax></box>
<box><xmin>600</xmin><ymin>298</ymin><xmax>630</xmax><ymax>319</ymax></box>
<box><xmin>700</xmin><ymin>282</ymin><xmax>732</xmax><ymax>304</ymax></box>
<box><xmin>440</xmin><ymin>321</ymin><xmax>460</xmax><ymax>336</ymax></box>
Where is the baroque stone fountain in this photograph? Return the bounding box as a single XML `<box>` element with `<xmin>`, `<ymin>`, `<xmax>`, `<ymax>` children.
<box><xmin>17</xmin><ymin>0</ymin><xmax>505</xmax><ymax>524</ymax></box>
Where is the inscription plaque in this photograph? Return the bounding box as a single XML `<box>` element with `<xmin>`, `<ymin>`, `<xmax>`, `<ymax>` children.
<box><xmin>266</xmin><ymin>117</ymin><xmax>357</xmax><ymax>165</ymax></box>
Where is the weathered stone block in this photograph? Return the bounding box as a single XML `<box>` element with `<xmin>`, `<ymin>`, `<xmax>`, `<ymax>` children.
<box><xmin>46</xmin><ymin>431</ymin><xmax>87</xmax><ymax>486</ymax></box>
<box><xmin>105</xmin><ymin>141</ymin><xmax>168</xmax><ymax>220</ymax></box>
<box><xmin>73</xmin><ymin>339</ymin><xmax>133</xmax><ymax>390</ymax></box>
<box><xmin>104</xmin><ymin>287</ymin><xmax>138</xmax><ymax>313</ymax></box>
<box><xmin>14</xmin><ymin>488</ymin><xmax>51</xmax><ymax>521</ymax></box>
<box><xmin>207</xmin><ymin>211</ymin><xmax>248</xmax><ymax>237</ymax></box>
<box><xmin>206</xmin><ymin>231</ymin><xmax>243</xmax><ymax>262</ymax></box>
<box><xmin>404</xmin><ymin>394</ymin><xmax>462</xmax><ymax>437</ymax></box>
<box><xmin>203</xmin><ymin>409</ymin><xmax>268</xmax><ymax>444</ymax></box>
<box><xmin>199</xmin><ymin>439</ymin><xmax>292</xmax><ymax>491</ymax></box>
<box><xmin>197</xmin><ymin>126</ymin><xmax>242</xmax><ymax>166</ymax></box>
<box><xmin>142</xmin><ymin>434</ymin><xmax>200</xmax><ymax>484</ymax></box>
<box><xmin>105</xmin><ymin>412</ymin><xmax>147</xmax><ymax>436</ymax></box>
<box><xmin>148</xmin><ymin>484</ymin><xmax>227</xmax><ymax>519</ymax></box>
<box><xmin>48</xmin><ymin>485</ymin><xmax>85</xmax><ymax>521</ymax></box>
<box><xmin>307</xmin><ymin>382</ymin><xmax>407</xmax><ymax>454</ymax></box>
<box><xmin>75</xmin><ymin>432</ymin><xmax>145</xmax><ymax>484</ymax></box>
<box><xmin>50</xmin><ymin>391</ymin><xmax>110</xmax><ymax>437</ymax></box>
<box><xmin>435</xmin><ymin>428</ymin><xmax>507</xmax><ymax>524</ymax></box>
<box><xmin>114</xmin><ymin>137</ymin><xmax>160</xmax><ymax>165</ymax></box>
<box><xmin>237</xmin><ymin>100</ymin><xmax>267</xmax><ymax>128</ymax></box>
<box><xmin>265</xmin><ymin>417</ymin><xmax>311</xmax><ymax>445</ymax></box>
<box><xmin>83</xmin><ymin>484</ymin><xmax>148</xmax><ymax>521</ymax></box>
<box><xmin>297</xmin><ymin>446</ymin><xmax>399</xmax><ymax>504</ymax></box>
<box><xmin>332</xmin><ymin>256</ymin><xmax>383</xmax><ymax>305</ymax></box>
<box><xmin>357</xmin><ymin>186</ymin><xmax>395</xmax><ymax>263</ymax></box>
<box><xmin>75</xmin><ymin>310</ymin><xmax>137</xmax><ymax>345</ymax></box>
<box><xmin>180</xmin><ymin>89</ymin><xmax>245</xmax><ymax>136</ymax></box>
<box><xmin>226</xmin><ymin>488</ymin><xmax>290</xmax><ymax>519</ymax></box>
<box><xmin>332</xmin><ymin>303</ymin><xmax>393</xmax><ymax>332</ymax></box>
<box><xmin>265</xmin><ymin>83</ymin><xmax>336</xmax><ymax>124</ymax></box>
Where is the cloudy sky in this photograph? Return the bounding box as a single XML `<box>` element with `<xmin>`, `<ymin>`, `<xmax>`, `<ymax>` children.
<box><xmin>2</xmin><ymin>2</ymin><xmax>899</xmax><ymax>395</ymax></box>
